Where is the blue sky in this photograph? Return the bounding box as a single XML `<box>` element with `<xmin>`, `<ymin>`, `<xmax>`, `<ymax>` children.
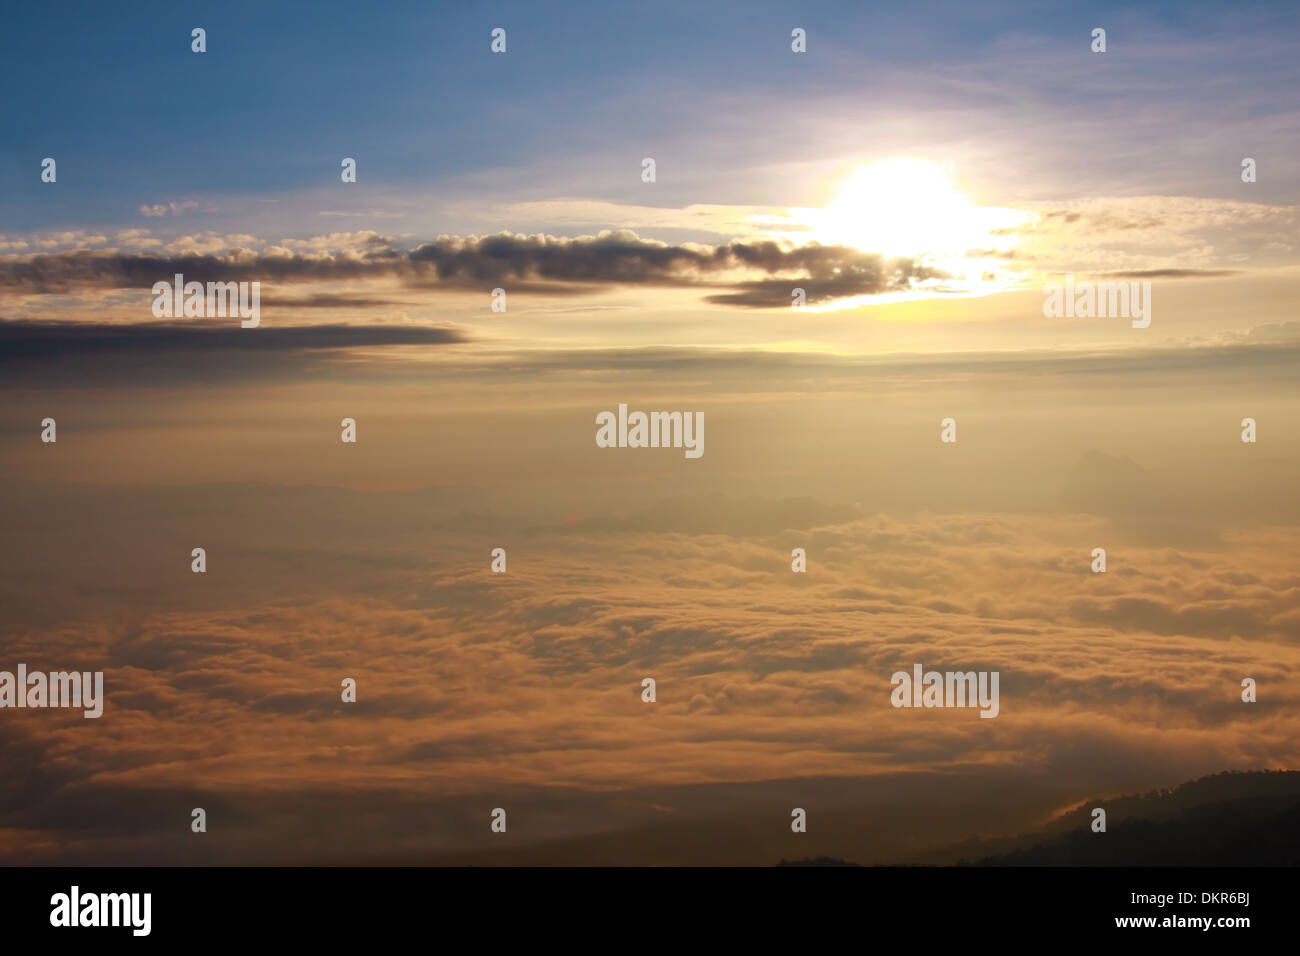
<box><xmin>1</xmin><ymin>0</ymin><xmax>1297</xmax><ymax>360</ymax></box>
<box><xmin>2</xmin><ymin>0</ymin><xmax>1297</xmax><ymax>237</ymax></box>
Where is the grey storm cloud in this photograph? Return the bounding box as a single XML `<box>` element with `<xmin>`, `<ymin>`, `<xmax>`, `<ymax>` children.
<box><xmin>0</xmin><ymin>232</ymin><xmax>937</xmax><ymax>307</ymax></box>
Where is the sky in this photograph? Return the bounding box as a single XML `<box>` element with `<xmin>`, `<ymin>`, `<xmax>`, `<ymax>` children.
<box><xmin>0</xmin><ymin>0</ymin><xmax>1298</xmax><ymax>864</ymax></box>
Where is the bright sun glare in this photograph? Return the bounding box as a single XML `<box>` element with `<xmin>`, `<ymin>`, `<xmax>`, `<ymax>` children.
<box><xmin>814</xmin><ymin>158</ymin><xmax>980</xmax><ymax>257</ymax></box>
<box><xmin>779</xmin><ymin>157</ymin><xmax>1034</xmax><ymax>305</ymax></box>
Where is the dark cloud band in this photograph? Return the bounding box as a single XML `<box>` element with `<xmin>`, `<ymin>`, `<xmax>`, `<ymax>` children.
<box><xmin>0</xmin><ymin>233</ymin><xmax>937</xmax><ymax>307</ymax></box>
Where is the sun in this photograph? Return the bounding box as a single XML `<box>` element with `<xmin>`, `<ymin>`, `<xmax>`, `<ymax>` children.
<box><xmin>750</xmin><ymin>156</ymin><xmax>1039</xmax><ymax>304</ymax></box>
<box><xmin>811</xmin><ymin>157</ymin><xmax>987</xmax><ymax>258</ymax></box>
<box><xmin>758</xmin><ymin>156</ymin><xmax>1037</xmax><ymax>305</ymax></box>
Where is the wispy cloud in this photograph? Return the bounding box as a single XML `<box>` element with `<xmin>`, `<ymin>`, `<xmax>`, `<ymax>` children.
<box><xmin>139</xmin><ymin>200</ymin><xmax>201</xmax><ymax>218</ymax></box>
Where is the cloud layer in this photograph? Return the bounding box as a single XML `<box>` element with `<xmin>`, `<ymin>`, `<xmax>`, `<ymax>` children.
<box><xmin>0</xmin><ymin>231</ymin><xmax>942</xmax><ymax>307</ymax></box>
<box><xmin>1</xmin><ymin>483</ymin><xmax>1296</xmax><ymax>863</ymax></box>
